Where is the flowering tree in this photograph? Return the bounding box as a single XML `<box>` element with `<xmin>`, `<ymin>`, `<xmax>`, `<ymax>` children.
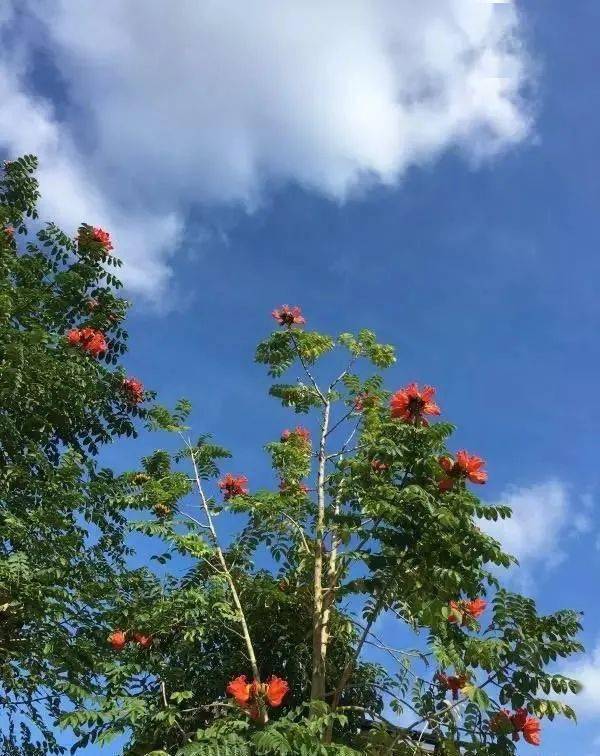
<box><xmin>73</xmin><ymin>313</ymin><xmax>582</xmax><ymax>752</ymax></box>
<box><xmin>0</xmin><ymin>156</ymin><xmax>150</xmax><ymax>752</ymax></box>
<box><xmin>0</xmin><ymin>157</ymin><xmax>583</xmax><ymax>754</ymax></box>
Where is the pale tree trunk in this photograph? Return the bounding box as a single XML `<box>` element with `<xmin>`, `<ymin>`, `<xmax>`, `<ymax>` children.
<box><xmin>310</xmin><ymin>399</ymin><xmax>330</xmax><ymax>701</ymax></box>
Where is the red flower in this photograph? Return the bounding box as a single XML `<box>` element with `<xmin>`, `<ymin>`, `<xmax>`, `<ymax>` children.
<box><xmin>439</xmin><ymin>450</ymin><xmax>487</xmax><ymax>492</ymax></box>
<box><xmin>280</xmin><ymin>426</ymin><xmax>310</xmax><ymax>444</ymax></box>
<box><xmin>467</xmin><ymin>598</ymin><xmax>487</xmax><ymax>619</ymax></box>
<box><xmin>226</xmin><ymin>675</ymin><xmax>289</xmax><ymax>716</ymax></box>
<box><xmin>90</xmin><ymin>226</ymin><xmax>113</xmax><ymax>251</ymax></box>
<box><xmin>390</xmin><ymin>383</ymin><xmax>441</xmax><ymax>424</ymax></box>
<box><xmin>436</xmin><ymin>672</ymin><xmax>467</xmax><ymax>700</ymax></box>
<box><xmin>490</xmin><ymin>709</ymin><xmax>540</xmax><ymax>746</ymax></box>
<box><xmin>4</xmin><ymin>226</ymin><xmax>14</xmax><ymax>238</ymax></box>
<box><xmin>66</xmin><ymin>327</ymin><xmax>108</xmax><ymax>357</ymax></box>
<box><xmin>271</xmin><ymin>305</ymin><xmax>305</xmax><ymax>327</ymax></box>
<box><xmin>227</xmin><ymin>675</ymin><xmax>252</xmax><ymax>706</ymax></box>
<box><xmin>219</xmin><ymin>474</ymin><xmax>249</xmax><ymax>500</ymax></box>
<box><xmin>448</xmin><ymin>598</ymin><xmax>487</xmax><ymax>625</ymax></box>
<box><xmin>264</xmin><ymin>676</ymin><xmax>289</xmax><ymax>707</ymax></box>
<box><xmin>133</xmin><ymin>632</ymin><xmax>153</xmax><ymax>649</ymax></box>
<box><xmin>79</xmin><ymin>328</ymin><xmax>107</xmax><ymax>357</ymax></box>
<box><xmin>521</xmin><ymin>714</ymin><xmax>541</xmax><ymax>746</ymax></box>
<box><xmin>371</xmin><ymin>460</ymin><xmax>388</xmax><ymax>473</ymax></box>
<box><xmin>107</xmin><ymin>629</ymin><xmax>127</xmax><ymax>651</ymax></box>
<box><xmin>123</xmin><ymin>377</ymin><xmax>144</xmax><ymax>404</ymax></box>
<box><xmin>67</xmin><ymin>329</ymin><xmax>81</xmax><ymax>346</ymax></box>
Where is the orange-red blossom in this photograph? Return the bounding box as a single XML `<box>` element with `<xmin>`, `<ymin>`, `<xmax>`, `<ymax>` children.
<box><xmin>107</xmin><ymin>629</ymin><xmax>127</xmax><ymax>651</ymax></box>
<box><xmin>227</xmin><ymin>675</ymin><xmax>289</xmax><ymax>720</ymax></box>
<box><xmin>439</xmin><ymin>450</ymin><xmax>487</xmax><ymax>492</ymax></box>
<box><xmin>133</xmin><ymin>631</ymin><xmax>153</xmax><ymax>649</ymax></box>
<box><xmin>436</xmin><ymin>672</ymin><xmax>468</xmax><ymax>700</ymax></box>
<box><xmin>78</xmin><ymin>225</ymin><xmax>114</xmax><ymax>253</ymax></box>
<box><xmin>122</xmin><ymin>377</ymin><xmax>144</xmax><ymax>404</ymax></box>
<box><xmin>280</xmin><ymin>426</ymin><xmax>310</xmax><ymax>444</ymax></box>
<box><xmin>490</xmin><ymin>708</ymin><xmax>541</xmax><ymax>746</ymax></box>
<box><xmin>390</xmin><ymin>383</ymin><xmax>441</xmax><ymax>424</ymax></box>
<box><xmin>271</xmin><ymin>305</ymin><xmax>305</xmax><ymax>327</ymax></box>
<box><xmin>448</xmin><ymin>597</ymin><xmax>487</xmax><ymax>625</ymax></box>
<box><xmin>66</xmin><ymin>327</ymin><xmax>108</xmax><ymax>357</ymax></box>
<box><xmin>218</xmin><ymin>474</ymin><xmax>249</xmax><ymax>500</ymax></box>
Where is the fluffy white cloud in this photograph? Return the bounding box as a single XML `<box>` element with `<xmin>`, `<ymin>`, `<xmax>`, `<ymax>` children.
<box><xmin>0</xmin><ymin>0</ymin><xmax>532</xmax><ymax>297</ymax></box>
<box><xmin>559</xmin><ymin>642</ymin><xmax>600</xmax><ymax>718</ymax></box>
<box><xmin>481</xmin><ymin>481</ymin><xmax>573</xmax><ymax>572</ymax></box>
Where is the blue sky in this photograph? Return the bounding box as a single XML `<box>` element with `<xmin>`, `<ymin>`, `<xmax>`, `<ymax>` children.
<box><xmin>1</xmin><ymin>1</ymin><xmax>599</xmax><ymax>753</ymax></box>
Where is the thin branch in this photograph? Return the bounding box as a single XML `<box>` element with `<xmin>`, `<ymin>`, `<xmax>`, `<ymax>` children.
<box><xmin>329</xmin><ymin>355</ymin><xmax>358</xmax><ymax>391</ymax></box>
<box><xmin>180</xmin><ymin>510</ymin><xmax>211</xmax><ymax>529</ymax></box>
<box><xmin>281</xmin><ymin>512</ymin><xmax>311</xmax><ymax>554</ymax></box>
<box><xmin>185</xmin><ymin>438</ymin><xmax>261</xmax><ymax>687</ymax></box>
<box><xmin>325</xmin><ymin>409</ymin><xmax>354</xmax><ymax>439</ymax></box>
<box><xmin>387</xmin><ymin>672</ymin><xmax>501</xmax><ymax>753</ymax></box>
<box><xmin>290</xmin><ymin>333</ymin><xmax>327</xmax><ymax>404</ymax></box>
<box><xmin>330</xmin><ymin>594</ymin><xmax>386</xmax><ymax>714</ymax></box>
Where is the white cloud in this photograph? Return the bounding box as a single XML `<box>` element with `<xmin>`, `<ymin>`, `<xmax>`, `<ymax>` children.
<box><xmin>0</xmin><ymin>0</ymin><xmax>533</xmax><ymax>297</ymax></box>
<box><xmin>559</xmin><ymin>642</ymin><xmax>600</xmax><ymax>718</ymax></box>
<box><xmin>481</xmin><ymin>481</ymin><xmax>572</xmax><ymax>572</ymax></box>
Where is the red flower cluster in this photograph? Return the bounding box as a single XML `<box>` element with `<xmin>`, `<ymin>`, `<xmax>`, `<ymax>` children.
<box><xmin>371</xmin><ymin>459</ymin><xmax>388</xmax><ymax>473</ymax></box>
<box><xmin>66</xmin><ymin>327</ymin><xmax>108</xmax><ymax>357</ymax></box>
<box><xmin>448</xmin><ymin>598</ymin><xmax>487</xmax><ymax>625</ymax></box>
<box><xmin>133</xmin><ymin>631</ymin><xmax>153</xmax><ymax>649</ymax></box>
<box><xmin>390</xmin><ymin>383</ymin><xmax>440</xmax><ymax>424</ymax></box>
<box><xmin>107</xmin><ymin>629</ymin><xmax>153</xmax><ymax>651</ymax></box>
<box><xmin>227</xmin><ymin>675</ymin><xmax>289</xmax><ymax>720</ymax></box>
<box><xmin>78</xmin><ymin>225</ymin><xmax>113</xmax><ymax>253</ymax></box>
<box><xmin>4</xmin><ymin>226</ymin><xmax>14</xmax><ymax>239</ymax></box>
<box><xmin>122</xmin><ymin>377</ymin><xmax>144</xmax><ymax>404</ymax></box>
<box><xmin>490</xmin><ymin>708</ymin><xmax>541</xmax><ymax>746</ymax></box>
<box><xmin>107</xmin><ymin>629</ymin><xmax>127</xmax><ymax>651</ymax></box>
<box><xmin>439</xmin><ymin>451</ymin><xmax>487</xmax><ymax>492</ymax></box>
<box><xmin>218</xmin><ymin>474</ymin><xmax>249</xmax><ymax>500</ymax></box>
<box><xmin>90</xmin><ymin>227</ymin><xmax>113</xmax><ymax>251</ymax></box>
<box><xmin>271</xmin><ymin>305</ymin><xmax>305</xmax><ymax>327</ymax></box>
<box><xmin>436</xmin><ymin>672</ymin><xmax>468</xmax><ymax>700</ymax></box>
<box><xmin>280</xmin><ymin>426</ymin><xmax>311</xmax><ymax>444</ymax></box>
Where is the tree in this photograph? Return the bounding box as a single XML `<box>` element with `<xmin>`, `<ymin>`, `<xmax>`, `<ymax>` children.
<box><xmin>66</xmin><ymin>309</ymin><xmax>583</xmax><ymax>753</ymax></box>
<box><xmin>0</xmin><ymin>156</ymin><xmax>583</xmax><ymax>753</ymax></box>
<box><xmin>0</xmin><ymin>156</ymin><xmax>150</xmax><ymax>751</ymax></box>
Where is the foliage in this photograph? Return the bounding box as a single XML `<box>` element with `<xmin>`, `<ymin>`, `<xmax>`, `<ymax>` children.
<box><xmin>72</xmin><ymin>311</ymin><xmax>582</xmax><ymax>753</ymax></box>
<box><xmin>0</xmin><ymin>156</ymin><xmax>150</xmax><ymax>751</ymax></box>
<box><xmin>0</xmin><ymin>157</ymin><xmax>583</xmax><ymax>754</ymax></box>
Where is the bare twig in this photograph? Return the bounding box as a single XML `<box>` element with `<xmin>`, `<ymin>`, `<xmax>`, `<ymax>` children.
<box><xmin>186</xmin><ymin>438</ymin><xmax>261</xmax><ymax>686</ymax></box>
<box><xmin>281</xmin><ymin>512</ymin><xmax>311</xmax><ymax>554</ymax></box>
<box><xmin>290</xmin><ymin>334</ymin><xmax>327</xmax><ymax>404</ymax></box>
